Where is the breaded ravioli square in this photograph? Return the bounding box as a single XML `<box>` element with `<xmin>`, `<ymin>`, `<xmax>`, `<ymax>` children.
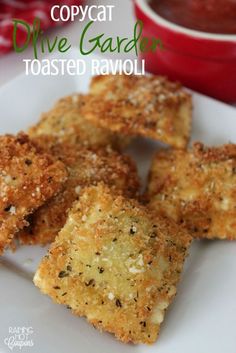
<box><xmin>28</xmin><ymin>94</ymin><xmax>128</xmax><ymax>149</ymax></box>
<box><xmin>81</xmin><ymin>75</ymin><xmax>192</xmax><ymax>148</ymax></box>
<box><xmin>0</xmin><ymin>133</ymin><xmax>67</xmax><ymax>254</ymax></box>
<box><xmin>19</xmin><ymin>137</ymin><xmax>140</xmax><ymax>245</ymax></box>
<box><xmin>34</xmin><ymin>184</ymin><xmax>191</xmax><ymax>344</ymax></box>
<box><xmin>147</xmin><ymin>143</ymin><xmax>236</xmax><ymax>240</ymax></box>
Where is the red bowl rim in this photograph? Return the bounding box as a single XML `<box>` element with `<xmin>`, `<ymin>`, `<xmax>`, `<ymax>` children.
<box><xmin>135</xmin><ymin>0</ymin><xmax>236</xmax><ymax>42</ymax></box>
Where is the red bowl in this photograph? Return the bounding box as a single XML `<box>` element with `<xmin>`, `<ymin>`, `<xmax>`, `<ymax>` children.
<box><xmin>134</xmin><ymin>0</ymin><xmax>236</xmax><ymax>103</ymax></box>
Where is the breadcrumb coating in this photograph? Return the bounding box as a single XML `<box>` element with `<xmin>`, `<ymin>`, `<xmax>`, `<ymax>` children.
<box><xmin>34</xmin><ymin>184</ymin><xmax>191</xmax><ymax>344</ymax></box>
<box><xmin>28</xmin><ymin>94</ymin><xmax>129</xmax><ymax>150</ymax></box>
<box><xmin>147</xmin><ymin>143</ymin><xmax>236</xmax><ymax>239</ymax></box>
<box><xmin>19</xmin><ymin>137</ymin><xmax>140</xmax><ymax>245</ymax></box>
<box><xmin>81</xmin><ymin>75</ymin><xmax>192</xmax><ymax>148</ymax></box>
<box><xmin>0</xmin><ymin>133</ymin><xmax>67</xmax><ymax>254</ymax></box>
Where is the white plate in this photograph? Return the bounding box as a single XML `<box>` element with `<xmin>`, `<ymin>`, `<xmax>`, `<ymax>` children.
<box><xmin>0</xmin><ymin>50</ymin><xmax>236</xmax><ymax>353</ymax></box>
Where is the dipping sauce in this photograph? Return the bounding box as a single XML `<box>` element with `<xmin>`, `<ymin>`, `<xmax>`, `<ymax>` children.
<box><xmin>149</xmin><ymin>0</ymin><xmax>236</xmax><ymax>34</ymax></box>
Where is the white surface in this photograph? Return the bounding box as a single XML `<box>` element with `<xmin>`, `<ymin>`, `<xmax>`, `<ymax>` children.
<box><xmin>0</xmin><ymin>50</ymin><xmax>236</xmax><ymax>353</ymax></box>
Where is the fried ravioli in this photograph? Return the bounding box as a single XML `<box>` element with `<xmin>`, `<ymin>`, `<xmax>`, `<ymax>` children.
<box><xmin>34</xmin><ymin>184</ymin><xmax>191</xmax><ymax>344</ymax></box>
<box><xmin>81</xmin><ymin>75</ymin><xmax>192</xmax><ymax>148</ymax></box>
<box><xmin>28</xmin><ymin>94</ymin><xmax>128</xmax><ymax>149</ymax></box>
<box><xmin>147</xmin><ymin>143</ymin><xmax>236</xmax><ymax>240</ymax></box>
<box><xmin>19</xmin><ymin>138</ymin><xmax>140</xmax><ymax>245</ymax></box>
<box><xmin>0</xmin><ymin>133</ymin><xmax>67</xmax><ymax>254</ymax></box>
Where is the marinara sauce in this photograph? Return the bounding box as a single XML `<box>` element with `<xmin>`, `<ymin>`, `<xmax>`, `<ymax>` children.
<box><xmin>149</xmin><ymin>0</ymin><xmax>236</xmax><ymax>34</ymax></box>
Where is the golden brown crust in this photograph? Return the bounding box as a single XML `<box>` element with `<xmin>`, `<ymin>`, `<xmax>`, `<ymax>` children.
<box><xmin>81</xmin><ymin>75</ymin><xmax>192</xmax><ymax>148</ymax></box>
<box><xmin>0</xmin><ymin>133</ymin><xmax>67</xmax><ymax>254</ymax></box>
<box><xmin>18</xmin><ymin>136</ymin><xmax>140</xmax><ymax>245</ymax></box>
<box><xmin>28</xmin><ymin>94</ymin><xmax>129</xmax><ymax>150</ymax></box>
<box><xmin>34</xmin><ymin>184</ymin><xmax>191</xmax><ymax>344</ymax></box>
<box><xmin>147</xmin><ymin>143</ymin><xmax>236</xmax><ymax>239</ymax></box>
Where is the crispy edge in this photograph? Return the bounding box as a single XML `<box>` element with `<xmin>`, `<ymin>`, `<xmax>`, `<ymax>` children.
<box><xmin>81</xmin><ymin>75</ymin><xmax>192</xmax><ymax>148</ymax></box>
<box><xmin>28</xmin><ymin>94</ymin><xmax>130</xmax><ymax>150</ymax></box>
<box><xmin>147</xmin><ymin>143</ymin><xmax>236</xmax><ymax>239</ymax></box>
<box><xmin>18</xmin><ymin>138</ymin><xmax>140</xmax><ymax>245</ymax></box>
<box><xmin>0</xmin><ymin>133</ymin><xmax>68</xmax><ymax>253</ymax></box>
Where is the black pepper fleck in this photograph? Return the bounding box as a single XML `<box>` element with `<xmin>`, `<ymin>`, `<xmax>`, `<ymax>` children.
<box><xmin>25</xmin><ymin>159</ymin><xmax>32</xmax><ymax>166</ymax></box>
<box><xmin>130</xmin><ymin>226</ymin><xmax>136</xmax><ymax>235</ymax></box>
<box><xmin>4</xmin><ymin>205</ymin><xmax>12</xmax><ymax>212</ymax></box>
<box><xmin>140</xmin><ymin>321</ymin><xmax>146</xmax><ymax>327</ymax></box>
<box><xmin>85</xmin><ymin>279</ymin><xmax>95</xmax><ymax>287</ymax></box>
<box><xmin>116</xmin><ymin>299</ymin><xmax>122</xmax><ymax>308</ymax></box>
<box><xmin>58</xmin><ymin>271</ymin><xmax>69</xmax><ymax>278</ymax></box>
